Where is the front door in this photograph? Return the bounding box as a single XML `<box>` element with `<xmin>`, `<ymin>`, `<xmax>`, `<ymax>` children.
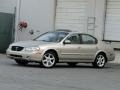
<box><xmin>60</xmin><ymin>34</ymin><xmax>82</xmax><ymax>60</ymax></box>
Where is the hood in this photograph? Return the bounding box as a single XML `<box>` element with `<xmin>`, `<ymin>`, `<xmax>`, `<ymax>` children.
<box><xmin>11</xmin><ymin>40</ymin><xmax>55</xmax><ymax>47</ymax></box>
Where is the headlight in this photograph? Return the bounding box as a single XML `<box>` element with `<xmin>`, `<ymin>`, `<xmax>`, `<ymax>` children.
<box><xmin>25</xmin><ymin>47</ymin><xmax>40</xmax><ymax>52</ymax></box>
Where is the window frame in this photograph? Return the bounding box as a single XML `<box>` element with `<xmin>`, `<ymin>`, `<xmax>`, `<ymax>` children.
<box><xmin>64</xmin><ymin>33</ymin><xmax>81</xmax><ymax>44</ymax></box>
<box><xmin>80</xmin><ymin>34</ymin><xmax>98</xmax><ymax>44</ymax></box>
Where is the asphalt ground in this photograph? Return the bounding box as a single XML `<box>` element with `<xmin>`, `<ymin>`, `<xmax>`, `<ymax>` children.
<box><xmin>0</xmin><ymin>54</ymin><xmax>120</xmax><ymax>90</ymax></box>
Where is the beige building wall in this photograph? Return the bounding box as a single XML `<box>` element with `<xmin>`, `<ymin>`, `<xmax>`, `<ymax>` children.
<box><xmin>0</xmin><ymin>0</ymin><xmax>17</xmax><ymax>13</ymax></box>
<box><xmin>15</xmin><ymin>0</ymin><xmax>56</xmax><ymax>41</ymax></box>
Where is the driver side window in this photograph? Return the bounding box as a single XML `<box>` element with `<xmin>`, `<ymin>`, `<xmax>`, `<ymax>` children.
<box><xmin>66</xmin><ymin>34</ymin><xmax>80</xmax><ymax>44</ymax></box>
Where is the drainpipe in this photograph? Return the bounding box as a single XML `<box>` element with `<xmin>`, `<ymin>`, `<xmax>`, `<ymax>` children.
<box><xmin>15</xmin><ymin>0</ymin><xmax>21</xmax><ymax>42</ymax></box>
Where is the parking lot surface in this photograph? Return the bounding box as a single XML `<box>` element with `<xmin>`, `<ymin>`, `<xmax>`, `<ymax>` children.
<box><xmin>0</xmin><ymin>54</ymin><xmax>120</xmax><ymax>90</ymax></box>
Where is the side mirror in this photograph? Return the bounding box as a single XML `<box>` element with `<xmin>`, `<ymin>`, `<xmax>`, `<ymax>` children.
<box><xmin>64</xmin><ymin>40</ymin><xmax>71</xmax><ymax>44</ymax></box>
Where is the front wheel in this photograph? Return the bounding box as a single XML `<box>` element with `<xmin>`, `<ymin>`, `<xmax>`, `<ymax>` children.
<box><xmin>93</xmin><ymin>54</ymin><xmax>106</xmax><ymax>68</ymax></box>
<box><xmin>41</xmin><ymin>52</ymin><xmax>57</xmax><ymax>68</ymax></box>
<box><xmin>15</xmin><ymin>59</ymin><xmax>28</xmax><ymax>65</ymax></box>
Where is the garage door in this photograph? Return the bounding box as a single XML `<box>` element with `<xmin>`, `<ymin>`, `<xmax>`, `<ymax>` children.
<box><xmin>104</xmin><ymin>0</ymin><xmax>120</xmax><ymax>41</ymax></box>
<box><xmin>55</xmin><ymin>0</ymin><xmax>88</xmax><ymax>32</ymax></box>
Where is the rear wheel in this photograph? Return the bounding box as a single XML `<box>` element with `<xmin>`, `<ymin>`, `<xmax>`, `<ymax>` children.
<box><xmin>93</xmin><ymin>54</ymin><xmax>106</xmax><ymax>68</ymax></box>
<box><xmin>41</xmin><ymin>52</ymin><xmax>57</xmax><ymax>68</ymax></box>
<box><xmin>15</xmin><ymin>59</ymin><xmax>28</xmax><ymax>65</ymax></box>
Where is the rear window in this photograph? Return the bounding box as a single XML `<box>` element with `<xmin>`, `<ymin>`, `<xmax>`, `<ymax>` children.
<box><xmin>81</xmin><ymin>34</ymin><xmax>97</xmax><ymax>44</ymax></box>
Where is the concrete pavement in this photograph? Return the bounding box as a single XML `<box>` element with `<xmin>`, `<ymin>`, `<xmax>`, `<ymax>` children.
<box><xmin>0</xmin><ymin>53</ymin><xmax>120</xmax><ymax>90</ymax></box>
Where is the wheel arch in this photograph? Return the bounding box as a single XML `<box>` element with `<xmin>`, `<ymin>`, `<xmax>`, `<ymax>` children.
<box><xmin>95</xmin><ymin>51</ymin><xmax>108</xmax><ymax>62</ymax></box>
<box><xmin>44</xmin><ymin>49</ymin><xmax>59</xmax><ymax>62</ymax></box>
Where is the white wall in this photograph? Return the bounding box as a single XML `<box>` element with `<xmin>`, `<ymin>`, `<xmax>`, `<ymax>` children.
<box><xmin>10</xmin><ymin>0</ymin><xmax>106</xmax><ymax>41</ymax></box>
<box><xmin>94</xmin><ymin>0</ymin><xmax>106</xmax><ymax>40</ymax></box>
<box><xmin>0</xmin><ymin>0</ymin><xmax>17</xmax><ymax>13</ymax></box>
<box><xmin>15</xmin><ymin>0</ymin><xmax>55</xmax><ymax>41</ymax></box>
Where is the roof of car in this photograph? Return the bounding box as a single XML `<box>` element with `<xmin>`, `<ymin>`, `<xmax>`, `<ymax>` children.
<box><xmin>56</xmin><ymin>29</ymin><xmax>83</xmax><ymax>34</ymax></box>
<box><xmin>55</xmin><ymin>29</ymin><xmax>96</xmax><ymax>36</ymax></box>
<box><xmin>55</xmin><ymin>30</ymin><xmax>98</xmax><ymax>38</ymax></box>
<box><xmin>56</xmin><ymin>29</ymin><xmax>72</xmax><ymax>32</ymax></box>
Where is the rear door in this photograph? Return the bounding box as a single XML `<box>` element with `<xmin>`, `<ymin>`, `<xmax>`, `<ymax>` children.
<box><xmin>80</xmin><ymin>34</ymin><xmax>98</xmax><ymax>60</ymax></box>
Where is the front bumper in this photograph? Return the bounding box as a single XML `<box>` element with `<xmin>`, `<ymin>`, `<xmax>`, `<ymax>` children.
<box><xmin>6</xmin><ymin>50</ymin><xmax>43</xmax><ymax>62</ymax></box>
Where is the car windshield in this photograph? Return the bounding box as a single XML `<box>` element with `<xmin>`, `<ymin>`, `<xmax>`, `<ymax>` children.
<box><xmin>34</xmin><ymin>31</ymin><xmax>69</xmax><ymax>42</ymax></box>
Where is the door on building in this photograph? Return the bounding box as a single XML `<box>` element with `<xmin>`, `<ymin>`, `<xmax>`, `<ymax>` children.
<box><xmin>104</xmin><ymin>0</ymin><xmax>120</xmax><ymax>41</ymax></box>
<box><xmin>0</xmin><ymin>13</ymin><xmax>14</xmax><ymax>53</ymax></box>
<box><xmin>55</xmin><ymin>0</ymin><xmax>96</xmax><ymax>35</ymax></box>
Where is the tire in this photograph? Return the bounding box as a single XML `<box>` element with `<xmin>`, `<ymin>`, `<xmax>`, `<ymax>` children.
<box><xmin>67</xmin><ymin>62</ymin><xmax>77</xmax><ymax>67</ymax></box>
<box><xmin>41</xmin><ymin>52</ymin><xmax>57</xmax><ymax>68</ymax></box>
<box><xmin>93</xmin><ymin>54</ymin><xmax>106</xmax><ymax>68</ymax></box>
<box><xmin>15</xmin><ymin>59</ymin><xmax>28</xmax><ymax>65</ymax></box>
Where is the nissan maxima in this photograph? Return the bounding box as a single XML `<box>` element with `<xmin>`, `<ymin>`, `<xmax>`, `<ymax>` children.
<box><xmin>6</xmin><ymin>30</ymin><xmax>115</xmax><ymax>68</ymax></box>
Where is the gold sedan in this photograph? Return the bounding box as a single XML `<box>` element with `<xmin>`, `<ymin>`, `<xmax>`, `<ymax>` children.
<box><xmin>6</xmin><ymin>30</ymin><xmax>115</xmax><ymax>68</ymax></box>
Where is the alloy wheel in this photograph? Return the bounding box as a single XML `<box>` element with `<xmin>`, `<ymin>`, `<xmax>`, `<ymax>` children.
<box><xmin>93</xmin><ymin>54</ymin><xmax>106</xmax><ymax>68</ymax></box>
<box><xmin>41</xmin><ymin>52</ymin><xmax>56</xmax><ymax>68</ymax></box>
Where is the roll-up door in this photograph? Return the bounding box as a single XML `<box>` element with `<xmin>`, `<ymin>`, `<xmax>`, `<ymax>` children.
<box><xmin>104</xmin><ymin>0</ymin><xmax>120</xmax><ymax>41</ymax></box>
<box><xmin>55</xmin><ymin>0</ymin><xmax>88</xmax><ymax>32</ymax></box>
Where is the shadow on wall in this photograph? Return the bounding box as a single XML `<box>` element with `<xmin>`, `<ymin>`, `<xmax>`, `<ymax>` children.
<box><xmin>0</xmin><ymin>12</ymin><xmax>15</xmax><ymax>53</ymax></box>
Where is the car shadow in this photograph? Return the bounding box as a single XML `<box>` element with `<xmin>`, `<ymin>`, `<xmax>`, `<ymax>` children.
<box><xmin>9</xmin><ymin>63</ymin><xmax>113</xmax><ymax>69</ymax></box>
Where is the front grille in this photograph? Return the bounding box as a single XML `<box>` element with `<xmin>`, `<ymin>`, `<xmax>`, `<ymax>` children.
<box><xmin>10</xmin><ymin>54</ymin><xmax>22</xmax><ymax>58</ymax></box>
<box><xmin>11</xmin><ymin>46</ymin><xmax>24</xmax><ymax>51</ymax></box>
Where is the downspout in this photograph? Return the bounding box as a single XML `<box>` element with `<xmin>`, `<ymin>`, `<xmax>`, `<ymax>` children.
<box><xmin>53</xmin><ymin>0</ymin><xmax>57</xmax><ymax>31</ymax></box>
<box><xmin>15</xmin><ymin>0</ymin><xmax>21</xmax><ymax>42</ymax></box>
